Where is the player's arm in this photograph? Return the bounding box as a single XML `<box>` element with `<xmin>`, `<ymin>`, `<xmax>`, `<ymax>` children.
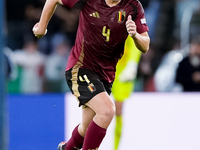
<box><xmin>32</xmin><ymin>0</ymin><xmax>64</xmax><ymax>38</ymax></box>
<box><xmin>126</xmin><ymin>15</ymin><xmax>150</xmax><ymax>53</ymax></box>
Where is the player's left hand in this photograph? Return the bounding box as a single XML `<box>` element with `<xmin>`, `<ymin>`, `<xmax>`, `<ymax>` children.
<box><xmin>126</xmin><ymin>15</ymin><xmax>137</xmax><ymax>38</ymax></box>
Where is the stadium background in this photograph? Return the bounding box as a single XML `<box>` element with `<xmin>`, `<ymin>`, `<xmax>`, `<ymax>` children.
<box><xmin>1</xmin><ymin>0</ymin><xmax>200</xmax><ymax>150</ymax></box>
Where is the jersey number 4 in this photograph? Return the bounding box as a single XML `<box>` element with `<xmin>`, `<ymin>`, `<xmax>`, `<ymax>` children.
<box><xmin>102</xmin><ymin>26</ymin><xmax>110</xmax><ymax>42</ymax></box>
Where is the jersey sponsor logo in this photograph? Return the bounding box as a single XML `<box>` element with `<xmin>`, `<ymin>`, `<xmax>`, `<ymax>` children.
<box><xmin>118</xmin><ymin>10</ymin><xmax>126</xmax><ymax>23</ymax></box>
<box><xmin>90</xmin><ymin>11</ymin><xmax>100</xmax><ymax>18</ymax></box>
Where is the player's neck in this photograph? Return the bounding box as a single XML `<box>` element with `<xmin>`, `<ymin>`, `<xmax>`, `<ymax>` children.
<box><xmin>105</xmin><ymin>0</ymin><xmax>121</xmax><ymax>7</ymax></box>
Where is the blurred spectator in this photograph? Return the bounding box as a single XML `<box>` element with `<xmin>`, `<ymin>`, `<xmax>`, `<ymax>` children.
<box><xmin>136</xmin><ymin>43</ymin><xmax>159</xmax><ymax>91</ymax></box>
<box><xmin>154</xmin><ymin>0</ymin><xmax>200</xmax><ymax>92</ymax></box>
<box><xmin>135</xmin><ymin>0</ymin><xmax>176</xmax><ymax>92</ymax></box>
<box><xmin>6</xmin><ymin>0</ymin><xmax>42</xmax><ymax>49</ymax></box>
<box><xmin>44</xmin><ymin>33</ymin><xmax>71</xmax><ymax>92</ymax></box>
<box><xmin>24</xmin><ymin>2</ymin><xmax>79</xmax><ymax>55</ymax></box>
<box><xmin>6</xmin><ymin>0</ymin><xmax>79</xmax><ymax>54</ymax></box>
<box><xmin>154</xmin><ymin>40</ymin><xmax>189</xmax><ymax>92</ymax></box>
<box><xmin>175</xmin><ymin>35</ymin><xmax>200</xmax><ymax>91</ymax></box>
<box><xmin>7</xmin><ymin>40</ymin><xmax>46</xmax><ymax>93</ymax></box>
<box><xmin>6</xmin><ymin>0</ymin><xmax>79</xmax><ymax>93</ymax></box>
<box><xmin>153</xmin><ymin>0</ymin><xmax>176</xmax><ymax>54</ymax></box>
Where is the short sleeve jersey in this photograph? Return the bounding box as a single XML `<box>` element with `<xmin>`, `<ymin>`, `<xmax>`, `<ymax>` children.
<box><xmin>62</xmin><ymin>0</ymin><xmax>148</xmax><ymax>83</ymax></box>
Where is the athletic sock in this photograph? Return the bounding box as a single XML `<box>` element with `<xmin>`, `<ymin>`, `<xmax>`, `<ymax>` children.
<box><xmin>114</xmin><ymin>115</ymin><xmax>123</xmax><ymax>150</ymax></box>
<box><xmin>65</xmin><ymin>124</ymin><xmax>84</xmax><ymax>150</ymax></box>
<box><xmin>82</xmin><ymin>120</ymin><xmax>107</xmax><ymax>150</ymax></box>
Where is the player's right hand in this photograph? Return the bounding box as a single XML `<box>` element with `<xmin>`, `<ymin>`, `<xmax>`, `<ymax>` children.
<box><xmin>32</xmin><ymin>23</ymin><xmax>47</xmax><ymax>38</ymax></box>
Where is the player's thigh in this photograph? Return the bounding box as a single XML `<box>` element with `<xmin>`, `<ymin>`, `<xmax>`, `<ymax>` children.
<box><xmin>85</xmin><ymin>92</ymin><xmax>115</xmax><ymax>116</ymax></box>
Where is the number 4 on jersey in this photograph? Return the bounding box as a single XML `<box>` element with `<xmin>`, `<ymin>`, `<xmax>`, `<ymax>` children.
<box><xmin>102</xmin><ymin>26</ymin><xmax>110</xmax><ymax>42</ymax></box>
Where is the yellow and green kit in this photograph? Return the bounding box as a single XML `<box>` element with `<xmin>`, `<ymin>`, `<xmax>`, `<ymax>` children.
<box><xmin>112</xmin><ymin>35</ymin><xmax>141</xmax><ymax>102</ymax></box>
<box><xmin>112</xmin><ymin>35</ymin><xmax>142</xmax><ymax>150</ymax></box>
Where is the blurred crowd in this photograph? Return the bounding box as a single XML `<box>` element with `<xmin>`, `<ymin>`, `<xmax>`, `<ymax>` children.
<box><xmin>4</xmin><ymin>0</ymin><xmax>200</xmax><ymax>93</ymax></box>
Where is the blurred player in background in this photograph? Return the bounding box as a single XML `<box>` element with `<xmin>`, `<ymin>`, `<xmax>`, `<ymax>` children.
<box><xmin>176</xmin><ymin>35</ymin><xmax>200</xmax><ymax>91</ymax></box>
<box><xmin>112</xmin><ymin>35</ymin><xmax>141</xmax><ymax>150</ymax></box>
<box><xmin>33</xmin><ymin>0</ymin><xmax>150</xmax><ymax>149</ymax></box>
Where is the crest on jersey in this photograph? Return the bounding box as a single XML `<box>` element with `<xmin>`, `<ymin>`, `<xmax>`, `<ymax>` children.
<box><xmin>118</xmin><ymin>10</ymin><xmax>126</xmax><ymax>23</ymax></box>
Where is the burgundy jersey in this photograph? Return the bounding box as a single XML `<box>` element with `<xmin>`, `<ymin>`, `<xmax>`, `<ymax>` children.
<box><xmin>62</xmin><ymin>0</ymin><xmax>149</xmax><ymax>83</ymax></box>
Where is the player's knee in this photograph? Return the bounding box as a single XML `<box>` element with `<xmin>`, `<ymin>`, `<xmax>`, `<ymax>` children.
<box><xmin>108</xmin><ymin>107</ymin><xmax>116</xmax><ymax>119</ymax></box>
<box><xmin>100</xmin><ymin>105</ymin><xmax>115</xmax><ymax>121</ymax></box>
<box><xmin>78</xmin><ymin>123</ymin><xmax>88</xmax><ymax>137</ymax></box>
